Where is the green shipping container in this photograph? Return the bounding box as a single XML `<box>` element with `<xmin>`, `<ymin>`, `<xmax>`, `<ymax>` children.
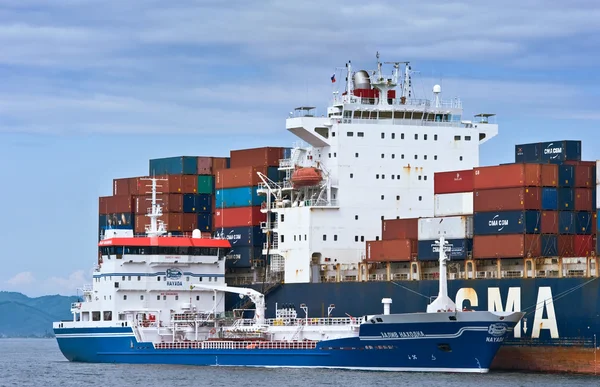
<box><xmin>197</xmin><ymin>175</ymin><xmax>214</xmax><ymax>194</ymax></box>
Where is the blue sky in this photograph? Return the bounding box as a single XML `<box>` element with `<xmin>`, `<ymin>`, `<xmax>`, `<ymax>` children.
<box><xmin>1</xmin><ymin>0</ymin><xmax>599</xmax><ymax>296</ymax></box>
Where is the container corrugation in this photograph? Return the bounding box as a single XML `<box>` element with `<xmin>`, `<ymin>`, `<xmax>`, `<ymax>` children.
<box><xmin>515</xmin><ymin>143</ymin><xmax>542</xmax><ymax>163</ymax></box>
<box><xmin>473</xmin><ymin>234</ymin><xmax>541</xmax><ymax>258</ymax></box>
<box><xmin>229</xmin><ymin>147</ymin><xmax>285</xmax><ymax>169</ymax></box>
<box><xmin>134</xmin><ymin>194</ymin><xmax>183</xmax><ymax>214</ymax></box>
<box><xmin>113</xmin><ymin>178</ymin><xmax>132</xmax><ymax>196</ymax></box>
<box><xmin>197</xmin><ymin>175</ymin><xmax>214</xmax><ymax>194</ymax></box>
<box><xmin>99</xmin><ymin>195</ymin><xmax>133</xmax><ymax>214</ymax></box>
<box><xmin>225</xmin><ymin>246</ymin><xmax>262</xmax><ymax>268</ymax></box>
<box><xmin>195</xmin><ymin>157</ymin><xmax>211</xmax><ymax>175</ymax></box>
<box><xmin>130</xmin><ymin>175</ymin><xmax>197</xmax><ymax>195</ymax></box>
<box><xmin>183</xmin><ymin>194</ymin><xmax>212</xmax><ymax>213</ymax></box>
<box><xmin>574</xmin><ymin>188</ymin><xmax>593</xmax><ymax>211</ymax></box>
<box><xmin>417</xmin><ymin>216</ymin><xmax>473</xmax><ymax>240</ymax></box>
<box><xmin>366</xmin><ymin>239</ymin><xmax>416</xmax><ymax>262</ymax></box>
<box><xmin>540</xmin><ymin>140</ymin><xmax>581</xmax><ymax>164</ymax></box>
<box><xmin>134</xmin><ymin>213</ymin><xmax>187</xmax><ymax>234</ymax></box>
<box><xmin>575</xmin><ymin>211</ymin><xmax>593</xmax><ymax>235</ymax></box>
<box><xmin>216</xmin><ymin>166</ymin><xmax>281</xmax><ymax>189</ymax></box>
<box><xmin>573</xmin><ymin>164</ymin><xmax>595</xmax><ymax>188</ymax></box>
<box><xmin>417</xmin><ymin>238</ymin><xmax>472</xmax><ymax>261</ymax></box>
<box><xmin>213</xmin><ymin>206</ymin><xmax>266</xmax><ymax>228</ymax></box>
<box><xmin>473</xmin><ymin>187</ymin><xmax>541</xmax><ymax>212</ymax></box>
<box><xmin>99</xmin><ymin>213</ymin><xmax>135</xmax><ymax>230</ymax></box>
<box><xmin>541</xmin><ymin>164</ymin><xmax>558</xmax><ymax>187</ymax></box>
<box><xmin>541</xmin><ymin>211</ymin><xmax>559</xmax><ymax>234</ymax></box>
<box><xmin>558</xmin><ymin>211</ymin><xmax>576</xmax><ymax>235</ymax></box>
<box><xmin>541</xmin><ymin>188</ymin><xmax>558</xmax><ymax>210</ymax></box>
<box><xmin>149</xmin><ymin>156</ymin><xmax>198</xmax><ymax>175</ymax></box>
<box><xmin>216</xmin><ymin>187</ymin><xmax>264</xmax><ymax>208</ymax></box>
<box><xmin>541</xmin><ymin>234</ymin><xmax>558</xmax><ymax>257</ymax></box>
<box><xmin>574</xmin><ymin>235</ymin><xmax>594</xmax><ymax>256</ymax></box>
<box><xmin>212</xmin><ymin>157</ymin><xmax>230</xmax><ymax>172</ymax></box>
<box><xmin>558</xmin><ymin>188</ymin><xmax>575</xmax><ymax>210</ymax></box>
<box><xmin>196</xmin><ymin>213</ymin><xmax>212</xmax><ymax>232</ymax></box>
<box><xmin>558</xmin><ymin>235</ymin><xmax>575</xmax><ymax>257</ymax></box>
<box><xmin>434</xmin><ymin>193</ymin><xmax>473</xmax><ymax>217</ymax></box>
<box><xmin>433</xmin><ymin>169</ymin><xmax>474</xmax><ymax>194</ymax></box>
<box><xmin>473</xmin><ymin>211</ymin><xmax>541</xmax><ymax>235</ymax></box>
<box><xmin>381</xmin><ymin>218</ymin><xmax>419</xmax><ymax>240</ymax></box>
<box><xmin>214</xmin><ymin>226</ymin><xmax>265</xmax><ymax>247</ymax></box>
<box><xmin>558</xmin><ymin>165</ymin><xmax>575</xmax><ymax>187</ymax></box>
<box><xmin>473</xmin><ymin>164</ymin><xmax>541</xmax><ymax>190</ymax></box>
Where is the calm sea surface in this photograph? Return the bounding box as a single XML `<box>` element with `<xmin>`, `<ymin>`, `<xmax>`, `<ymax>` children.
<box><xmin>0</xmin><ymin>338</ymin><xmax>597</xmax><ymax>387</ymax></box>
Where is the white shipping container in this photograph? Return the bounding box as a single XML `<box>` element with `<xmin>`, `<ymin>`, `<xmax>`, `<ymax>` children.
<box><xmin>596</xmin><ymin>160</ymin><xmax>600</xmax><ymax>186</ymax></box>
<box><xmin>597</xmin><ymin>183</ymin><xmax>600</xmax><ymax>209</ymax></box>
<box><xmin>418</xmin><ymin>216</ymin><xmax>473</xmax><ymax>241</ymax></box>
<box><xmin>434</xmin><ymin>193</ymin><xmax>473</xmax><ymax>217</ymax></box>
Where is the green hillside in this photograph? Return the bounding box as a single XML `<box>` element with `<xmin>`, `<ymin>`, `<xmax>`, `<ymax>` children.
<box><xmin>0</xmin><ymin>291</ymin><xmax>79</xmax><ymax>337</ymax></box>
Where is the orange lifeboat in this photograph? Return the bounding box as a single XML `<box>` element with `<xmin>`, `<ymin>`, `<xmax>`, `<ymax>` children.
<box><xmin>291</xmin><ymin>167</ymin><xmax>322</xmax><ymax>188</ymax></box>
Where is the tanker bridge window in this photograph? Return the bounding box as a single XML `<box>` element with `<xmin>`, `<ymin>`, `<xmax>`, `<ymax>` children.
<box><xmin>358</xmin><ymin>132</ymin><xmax>364</xmax><ymax>137</ymax></box>
<box><xmin>381</xmin><ymin>133</ymin><xmax>385</xmax><ymax>139</ymax></box>
<box><xmin>401</xmin><ymin>133</ymin><xmax>405</xmax><ymax>139</ymax></box>
<box><xmin>465</xmin><ymin>136</ymin><xmax>471</xmax><ymax>141</ymax></box>
<box><xmin>460</xmin><ymin>156</ymin><xmax>463</xmax><ymax>161</ymax></box>
<box><xmin>334</xmin><ymin>235</ymin><xmax>338</xmax><ymax>241</ymax></box>
<box><xmin>347</xmin><ymin>132</ymin><xmax>354</xmax><ymax>137</ymax></box>
<box><xmin>434</xmin><ymin>134</ymin><xmax>438</xmax><ymax>140</ymax></box>
<box><xmin>392</xmin><ymin>154</ymin><xmax>395</xmax><ymax>159</ymax></box>
<box><xmin>424</xmin><ymin>155</ymin><xmax>428</xmax><ymax>160</ymax></box>
<box><xmin>424</xmin><ymin>134</ymin><xmax>428</xmax><ymax>140</ymax></box>
<box><xmin>434</xmin><ymin>155</ymin><xmax>438</xmax><ymax>160</ymax></box>
<box><xmin>454</xmin><ymin>135</ymin><xmax>461</xmax><ymax>140</ymax></box>
<box><xmin>414</xmin><ymin>134</ymin><xmax>418</xmax><ymax>140</ymax></box>
<box><xmin>392</xmin><ymin>133</ymin><xmax>395</xmax><ymax>139</ymax></box>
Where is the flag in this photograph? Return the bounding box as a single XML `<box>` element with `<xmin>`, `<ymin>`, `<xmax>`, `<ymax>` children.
<box><xmin>331</xmin><ymin>74</ymin><xmax>336</xmax><ymax>83</ymax></box>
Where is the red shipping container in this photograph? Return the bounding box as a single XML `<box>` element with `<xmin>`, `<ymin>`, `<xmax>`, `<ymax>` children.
<box><xmin>213</xmin><ymin>206</ymin><xmax>265</xmax><ymax>228</ymax></box>
<box><xmin>558</xmin><ymin>235</ymin><xmax>575</xmax><ymax>257</ymax></box>
<box><xmin>574</xmin><ymin>165</ymin><xmax>595</xmax><ymax>188</ymax></box>
<box><xmin>574</xmin><ymin>188</ymin><xmax>593</xmax><ymax>211</ymax></box>
<box><xmin>133</xmin><ymin>194</ymin><xmax>183</xmax><ymax>214</ymax></box>
<box><xmin>473</xmin><ymin>187</ymin><xmax>541</xmax><ymax>212</ymax></box>
<box><xmin>197</xmin><ymin>157</ymin><xmax>213</xmax><ymax>175</ymax></box>
<box><xmin>541</xmin><ymin>164</ymin><xmax>558</xmax><ymax>187</ymax></box>
<box><xmin>99</xmin><ymin>195</ymin><xmax>133</xmax><ymax>214</ymax></box>
<box><xmin>541</xmin><ymin>211</ymin><xmax>559</xmax><ymax>234</ymax></box>
<box><xmin>473</xmin><ymin>234</ymin><xmax>541</xmax><ymax>259</ymax></box>
<box><xmin>113</xmin><ymin>178</ymin><xmax>132</xmax><ymax>196</ymax></box>
<box><xmin>366</xmin><ymin>240</ymin><xmax>416</xmax><ymax>262</ymax></box>
<box><xmin>134</xmin><ymin>213</ymin><xmax>183</xmax><ymax>234</ymax></box>
<box><xmin>574</xmin><ymin>235</ymin><xmax>594</xmax><ymax>256</ymax></box>
<box><xmin>382</xmin><ymin>218</ymin><xmax>419</xmax><ymax>240</ymax></box>
<box><xmin>473</xmin><ymin>164</ymin><xmax>542</xmax><ymax>190</ymax></box>
<box><xmin>212</xmin><ymin>157</ymin><xmax>229</xmax><ymax>172</ymax></box>
<box><xmin>230</xmin><ymin>147</ymin><xmax>284</xmax><ymax>169</ymax></box>
<box><xmin>216</xmin><ymin>166</ymin><xmax>271</xmax><ymax>189</ymax></box>
<box><xmin>130</xmin><ymin>175</ymin><xmax>197</xmax><ymax>195</ymax></box>
<box><xmin>433</xmin><ymin>169</ymin><xmax>474</xmax><ymax>194</ymax></box>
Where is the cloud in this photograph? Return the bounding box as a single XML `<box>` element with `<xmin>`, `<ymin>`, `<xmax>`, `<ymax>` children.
<box><xmin>3</xmin><ymin>270</ymin><xmax>90</xmax><ymax>296</ymax></box>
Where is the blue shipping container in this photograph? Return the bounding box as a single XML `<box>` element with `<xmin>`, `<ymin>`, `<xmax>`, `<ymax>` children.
<box><xmin>558</xmin><ymin>211</ymin><xmax>576</xmax><ymax>235</ymax></box>
<box><xmin>540</xmin><ymin>140</ymin><xmax>581</xmax><ymax>164</ymax></box>
<box><xmin>576</xmin><ymin>211</ymin><xmax>593</xmax><ymax>235</ymax></box>
<box><xmin>149</xmin><ymin>156</ymin><xmax>198</xmax><ymax>175</ymax></box>
<box><xmin>417</xmin><ymin>239</ymin><xmax>472</xmax><ymax>261</ymax></box>
<box><xmin>473</xmin><ymin>210</ymin><xmax>541</xmax><ymax>235</ymax></box>
<box><xmin>183</xmin><ymin>194</ymin><xmax>212</xmax><ymax>213</ymax></box>
<box><xmin>558</xmin><ymin>187</ymin><xmax>575</xmax><ymax>210</ymax></box>
<box><xmin>558</xmin><ymin>165</ymin><xmax>575</xmax><ymax>188</ymax></box>
<box><xmin>225</xmin><ymin>246</ymin><xmax>262</xmax><ymax>268</ymax></box>
<box><xmin>197</xmin><ymin>213</ymin><xmax>212</xmax><ymax>231</ymax></box>
<box><xmin>541</xmin><ymin>234</ymin><xmax>558</xmax><ymax>257</ymax></box>
<box><xmin>515</xmin><ymin>143</ymin><xmax>542</xmax><ymax>163</ymax></box>
<box><xmin>216</xmin><ymin>187</ymin><xmax>264</xmax><ymax>208</ymax></box>
<box><xmin>214</xmin><ymin>226</ymin><xmax>265</xmax><ymax>247</ymax></box>
<box><xmin>541</xmin><ymin>188</ymin><xmax>558</xmax><ymax>210</ymax></box>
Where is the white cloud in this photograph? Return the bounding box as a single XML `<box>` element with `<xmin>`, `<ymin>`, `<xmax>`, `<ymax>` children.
<box><xmin>3</xmin><ymin>270</ymin><xmax>90</xmax><ymax>296</ymax></box>
<box><xmin>6</xmin><ymin>271</ymin><xmax>35</xmax><ymax>286</ymax></box>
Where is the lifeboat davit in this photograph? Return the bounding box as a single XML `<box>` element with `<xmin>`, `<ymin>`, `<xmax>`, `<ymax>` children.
<box><xmin>291</xmin><ymin>167</ymin><xmax>322</xmax><ymax>188</ymax></box>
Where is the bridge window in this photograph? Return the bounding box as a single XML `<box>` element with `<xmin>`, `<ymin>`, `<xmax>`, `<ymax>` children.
<box><xmin>123</xmin><ymin>295</ymin><xmax>127</xmax><ymax>300</ymax></box>
<box><xmin>355</xmin><ymin>153</ymin><xmax>359</xmax><ymax>157</ymax></box>
<box><xmin>281</xmin><ymin>235</ymin><xmax>285</xmax><ymax>243</ymax></box>
<box><xmin>103</xmin><ymin>311</ymin><xmax>112</xmax><ymax>321</ymax></box>
<box><xmin>454</xmin><ymin>135</ymin><xmax>461</xmax><ymax>140</ymax></box>
<box><xmin>355</xmin><ymin>215</ymin><xmax>358</xmax><ymax>220</ymax></box>
<box><xmin>381</xmin><ymin>133</ymin><xmax>385</xmax><ymax>139</ymax></box>
<box><xmin>465</xmin><ymin>136</ymin><xmax>471</xmax><ymax>141</ymax></box>
<box><xmin>392</xmin><ymin>133</ymin><xmax>395</xmax><ymax>139</ymax></box>
<box><xmin>381</xmin><ymin>195</ymin><xmax>384</xmax><ymax>200</ymax></box>
<box><xmin>358</xmin><ymin>132</ymin><xmax>364</xmax><ymax>137</ymax></box>
<box><xmin>434</xmin><ymin>155</ymin><xmax>438</xmax><ymax>160</ymax></box>
<box><xmin>434</xmin><ymin>134</ymin><xmax>438</xmax><ymax>140</ymax></box>
<box><xmin>323</xmin><ymin>235</ymin><xmax>327</xmax><ymax>241</ymax></box>
<box><xmin>401</xmin><ymin>154</ymin><xmax>405</xmax><ymax>159</ymax></box>
<box><xmin>392</xmin><ymin>154</ymin><xmax>395</xmax><ymax>159</ymax></box>
<box><xmin>347</xmin><ymin>132</ymin><xmax>354</xmax><ymax>137</ymax></box>
<box><xmin>376</xmin><ymin>174</ymin><xmax>379</xmax><ymax>179</ymax></box>
<box><xmin>361</xmin><ymin>236</ymin><xmax>365</xmax><ymax>242</ymax></box>
<box><xmin>424</xmin><ymin>155</ymin><xmax>428</xmax><ymax>160</ymax></box>
<box><xmin>401</xmin><ymin>133</ymin><xmax>405</xmax><ymax>139</ymax></box>
<box><xmin>140</xmin><ymin>295</ymin><xmax>144</xmax><ymax>300</ymax></box>
<box><xmin>92</xmin><ymin>311</ymin><xmax>101</xmax><ymax>321</ymax></box>
<box><xmin>157</xmin><ymin>295</ymin><xmax>160</xmax><ymax>300</ymax></box>
<box><xmin>334</xmin><ymin>235</ymin><xmax>338</xmax><ymax>241</ymax></box>
<box><xmin>424</xmin><ymin>134</ymin><xmax>428</xmax><ymax>140</ymax></box>
<box><xmin>396</xmin><ymin>175</ymin><xmax>400</xmax><ymax>179</ymax></box>
<box><xmin>196</xmin><ymin>296</ymin><xmax>200</xmax><ymax>301</ymax></box>
<box><xmin>396</xmin><ymin>195</ymin><xmax>400</xmax><ymax>200</ymax></box>
<box><xmin>381</xmin><ymin>154</ymin><xmax>384</xmax><ymax>158</ymax></box>
<box><xmin>350</xmin><ymin>173</ymin><xmax>353</xmax><ymax>178</ymax></box>
<box><xmin>382</xmin><ymin>174</ymin><xmax>385</xmax><ymax>179</ymax></box>
<box><xmin>460</xmin><ymin>156</ymin><xmax>463</xmax><ymax>161</ymax></box>
<box><xmin>355</xmin><ymin>236</ymin><xmax>359</xmax><ymax>242</ymax></box>
<box><xmin>414</xmin><ymin>134</ymin><xmax>418</xmax><ymax>140</ymax></box>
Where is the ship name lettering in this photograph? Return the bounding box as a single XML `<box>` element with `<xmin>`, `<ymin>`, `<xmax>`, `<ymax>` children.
<box><xmin>486</xmin><ymin>337</ymin><xmax>504</xmax><ymax>343</ymax></box>
<box><xmin>167</xmin><ymin>281</ymin><xmax>183</xmax><ymax>286</ymax></box>
<box><xmin>381</xmin><ymin>331</ymin><xmax>425</xmax><ymax>338</ymax></box>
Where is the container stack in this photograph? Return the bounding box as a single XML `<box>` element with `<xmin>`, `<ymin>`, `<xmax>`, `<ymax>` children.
<box><xmin>213</xmin><ymin>147</ymin><xmax>288</xmax><ymax>268</ymax></box>
<box><xmin>597</xmin><ymin>160</ymin><xmax>600</xmax><ymax>254</ymax></box>
<box><xmin>366</xmin><ymin>218</ymin><xmax>418</xmax><ymax>262</ymax></box>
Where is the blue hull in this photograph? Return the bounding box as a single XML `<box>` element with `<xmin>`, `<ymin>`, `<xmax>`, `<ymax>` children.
<box><xmin>240</xmin><ymin>277</ymin><xmax>600</xmax><ymax>348</ymax></box>
<box><xmin>54</xmin><ymin>320</ymin><xmax>512</xmax><ymax>372</ymax></box>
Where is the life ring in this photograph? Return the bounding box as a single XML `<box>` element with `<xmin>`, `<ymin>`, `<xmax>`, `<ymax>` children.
<box><xmin>210</xmin><ymin>328</ymin><xmax>216</xmax><ymax>335</ymax></box>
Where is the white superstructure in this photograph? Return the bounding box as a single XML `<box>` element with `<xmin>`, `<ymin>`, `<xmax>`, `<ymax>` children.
<box><xmin>258</xmin><ymin>53</ymin><xmax>498</xmax><ymax>284</ymax></box>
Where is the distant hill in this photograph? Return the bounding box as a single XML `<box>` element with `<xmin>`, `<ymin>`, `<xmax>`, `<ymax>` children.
<box><xmin>0</xmin><ymin>291</ymin><xmax>79</xmax><ymax>337</ymax></box>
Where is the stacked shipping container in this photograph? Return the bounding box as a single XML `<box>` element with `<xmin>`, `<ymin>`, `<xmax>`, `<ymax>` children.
<box><xmin>367</xmin><ymin>219</ymin><xmax>418</xmax><ymax>262</ymax></box>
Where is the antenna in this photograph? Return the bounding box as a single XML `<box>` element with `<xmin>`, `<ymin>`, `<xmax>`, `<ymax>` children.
<box><xmin>139</xmin><ymin>176</ymin><xmax>168</xmax><ymax>237</ymax></box>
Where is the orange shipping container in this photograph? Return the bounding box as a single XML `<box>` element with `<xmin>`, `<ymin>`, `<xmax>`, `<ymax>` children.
<box><xmin>133</xmin><ymin>194</ymin><xmax>183</xmax><ymax>214</ymax></box>
<box><xmin>99</xmin><ymin>195</ymin><xmax>133</xmax><ymax>214</ymax></box>
<box><xmin>366</xmin><ymin>239</ymin><xmax>416</xmax><ymax>262</ymax></box>
<box><xmin>197</xmin><ymin>157</ymin><xmax>213</xmax><ymax>175</ymax></box>
<box><xmin>134</xmin><ymin>213</ymin><xmax>197</xmax><ymax>234</ymax></box>
<box><xmin>473</xmin><ymin>164</ymin><xmax>542</xmax><ymax>190</ymax></box>
<box><xmin>216</xmin><ymin>166</ymin><xmax>271</xmax><ymax>189</ymax></box>
<box><xmin>213</xmin><ymin>206</ymin><xmax>266</xmax><ymax>228</ymax></box>
<box><xmin>230</xmin><ymin>147</ymin><xmax>284</xmax><ymax>169</ymax></box>
<box><xmin>113</xmin><ymin>178</ymin><xmax>132</xmax><ymax>195</ymax></box>
<box><xmin>212</xmin><ymin>157</ymin><xmax>229</xmax><ymax>172</ymax></box>
<box><xmin>382</xmin><ymin>218</ymin><xmax>419</xmax><ymax>240</ymax></box>
<box><xmin>473</xmin><ymin>234</ymin><xmax>541</xmax><ymax>259</ymax></box>
<box><xmin>541</xmin><ymin>164</ymin><xmax>558</xmax><ymax>187</ymax></box>
<box><xmin>129</xmin><ymin>175</ymin><xmax>197</xmax><ymax>195</ymax></box>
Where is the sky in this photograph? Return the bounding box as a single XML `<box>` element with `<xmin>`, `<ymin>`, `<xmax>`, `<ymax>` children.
<box><xmin>0</xmin><ymin>0</ymin><xmax>599</xmax><ymax>297</ymax></box>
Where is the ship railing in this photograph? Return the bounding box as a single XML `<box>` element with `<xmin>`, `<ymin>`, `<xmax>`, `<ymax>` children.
<box><xmin>298</xmin><ymin>199</ymin><xmax>339</xmax><ymax>208</ymax></box>
<box><xmin>82</xmin><ymin>284</ymin><xmax>93</xmax><ymax>292</ymax></box>
<box><xmin>266</xmin><ymin>317</ymin><xmax>355</xmax><ymax>326</ymax></box>
<box><xmin>347</xmin><ymin>96</ymin><xmax>462</xmax><ymax>109</ymax></box>
<box><xmin>502</xmin><ymin>270</ymin><xmax>523</xmax><ymax>279</ymax></box>
<box><xmin>154</xmin><ymin>340</ymin><xmax>318</xmax><ymax>350</ymax></box>
<box><xmin>279</xmin><ymin>159</ymin><xmax>293</xmax><ymax>169</ymax></box>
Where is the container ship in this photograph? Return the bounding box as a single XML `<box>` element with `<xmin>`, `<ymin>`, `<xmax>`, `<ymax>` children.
<box><xmin>96</xmin><ymin>53</ymin><xmax>599</xmax><ymax>374</ymax></box>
